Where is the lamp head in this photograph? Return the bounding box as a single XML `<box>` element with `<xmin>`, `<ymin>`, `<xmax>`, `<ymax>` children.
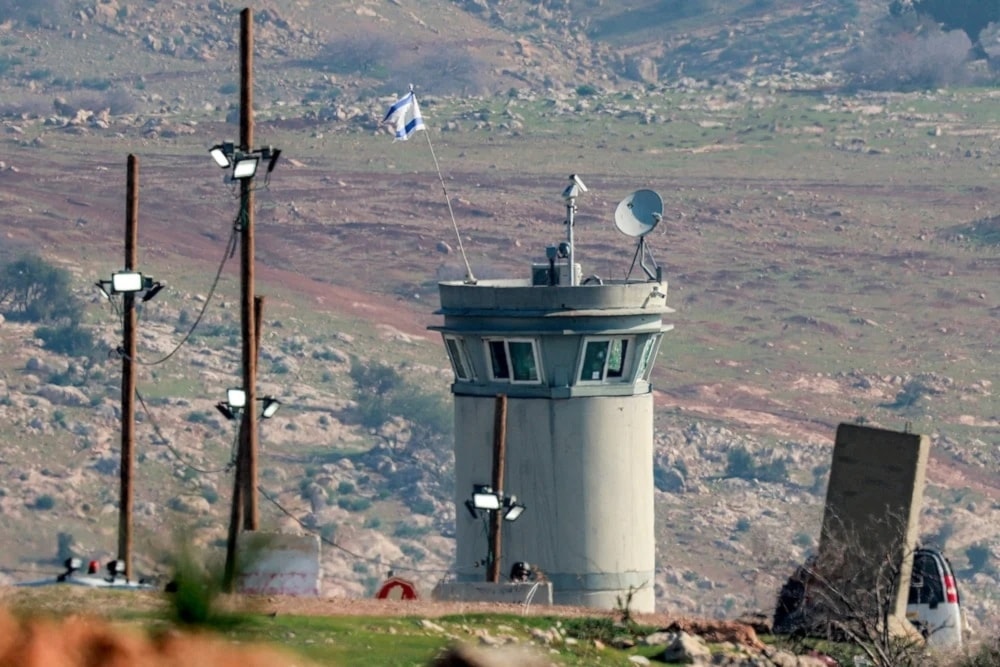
<box><xmin>232</xmin><ymin>154</ymin><xmax>260</xmax><ymax>180</ymax></box>
<box><xmin>111</xmin><ymin>271</ymin><xmax>144</xmax><ymax>294</ymax></box>
<box><xmin>471</xmin><ymin>485</ymin><xmax>501</xmax><ymax>510</ymax></box>
<box><xmin>226</xmin><ymin>388</ymin><xmax>247</xmax><ymax>409</ymax></box>
<box><xmin>216</xmin><ymin>402</ymin><xmax>236</xmax><ymax>421</ymax></box>
<box><xmin>260</xmin><ymin>396</ymin><xmax>281</xmax><ymax>419</ymax></box>
<box><xmin>209</xmin><ymin>142</ymin><xmax>234</xmax><ymax>168</ymax></box>
<box><xmin>503</xmin><ymin>495</ymin><xmax>526</xmax><ymax>521</ymax></box>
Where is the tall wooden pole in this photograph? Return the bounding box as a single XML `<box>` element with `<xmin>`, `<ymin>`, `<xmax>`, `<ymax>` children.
<box><xmin>118</xmin><ymin>154</ymin><xmax>139</xmax><ymax>581</ymax></box>
<box><xmin>238</xmin><ymin>6</ymin><xmax>259</xmax><ymax>530</ymax></box>
<box><xmin>224</xmin><ymin>295</ymin><xmax>264</xmax><ymax>591</ymax></box>
<box><xmin>488</xmin><ymin>394</ymin><xmax>507</xmax><ymax>583</ymax></box>
<box><xmin>243</xmin><ymin>295</ymin><xmax>263</xmax><ymax>528</ymax></box>
<box><xmin>224</xmin><ymin>7</ymin><xmax>259</xmax><ymax>592</ymax></box>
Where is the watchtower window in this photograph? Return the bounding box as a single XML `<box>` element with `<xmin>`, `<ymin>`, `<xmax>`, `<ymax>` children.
<box><xmin>486</xmin><ymin>338</ymin><xmax>541</xmax><ymax>384</ymax></box>
<box><xmin>578</xmin><ymin>337</ymin><xmax>633</xmax><ymax>383</ymax></box>
<box><xmin>635</xmin><ymin>334</ymin><xmax>662</xmax><ymax>381</ymax></box>
<box><xmin>443</xmin><ymin>335</ymin><xmax>474</xmax><ymax>381</ymax></box>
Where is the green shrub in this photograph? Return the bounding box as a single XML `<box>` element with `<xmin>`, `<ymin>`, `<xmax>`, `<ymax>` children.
<box><xmin>725</xmin><ymin>446</ymin><xmax>756</xmax><ymax>479</ymax></box>
<box><xmin>966</xmin><ymin>542</ymin><xmax>991</xmax><ymax>573</ymax></box>
<box><xmin>33</xmin><ymin>495</ymin><xmax>55</xmax><ymax>510</ymax></box>
<box><xmin>35</xmin><ymin>324</ymin><xmax>94</xmax><ymax>357</ymax></box>
<box><xmin>410</xmin><ymin>498</ymin><xmax>435</xmax><ymax>516</ymax></box>
<box><xmin>337</xmin><ymin>496</ymin><xmax>372</xmax><ymax>512</ymax></box>
<box><xmin>393</xmin><ymin>523</ymin><xmax>429</xmax><ymax>539</ymax></box>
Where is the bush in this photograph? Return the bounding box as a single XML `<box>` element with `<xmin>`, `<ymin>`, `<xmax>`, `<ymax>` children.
<box><xmin>725</xmin><ymin>446</ymin><xmax>756</xmax><ymax>479</ymax></box>
<box><xmin>1</xmin><ymin>255</ymin><xmax>81</xmax><ymax>323</ymax></box>
<box><xmin>393</xmin><ymin>523</ymin><xmax>429</xmax><ymax>539</ymax></box>
<box><xmin>966</xmin><ymin>542</ymin><xmax>991</xmax><ymax>573</ymax></box>
<box><xmin>33</xmin><ymin>495</ymin><xmax>55</xmax><ymax>510</ymax></box>
<box><xmin>0</xmin><ymin>0</ymin><xmax>69</xmax><ymax>27</ymax></box>
<box><xmin>35</xmin><ymin>324</ymin><xmax>95</xmax><ymax>357</ymax></box>
<box><xmin>337</xmin><ymin>496</ymin><xmax>372</xmax><ymax>512</ymax></box>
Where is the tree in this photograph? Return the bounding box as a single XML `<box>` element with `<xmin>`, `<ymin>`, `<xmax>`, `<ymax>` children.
<box><xmin>0</xmin><ymin>255</ymin><xmax>81</xmax><ymax>323</ymax></box>
<box><xmin>348</xmin><ymin>357</ymin><xmax>452</xmax><ymax>454</ymax></box>
<box><xmin>911</xmin><ymin>0</ymin><xmax>1000</xmax><ymax>47</ymax></box>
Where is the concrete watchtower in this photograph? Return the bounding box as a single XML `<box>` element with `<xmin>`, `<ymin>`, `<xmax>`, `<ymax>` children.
<box><xmin>432</xmin><ymin>180</ymin><xmax>673</xmax><ymax>612</ymax></box>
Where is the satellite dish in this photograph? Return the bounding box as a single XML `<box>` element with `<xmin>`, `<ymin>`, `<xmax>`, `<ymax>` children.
<box><xmin>614</xmin><ymin>189</ymin><xmax>663</xmax><ymax>238</ymax></box>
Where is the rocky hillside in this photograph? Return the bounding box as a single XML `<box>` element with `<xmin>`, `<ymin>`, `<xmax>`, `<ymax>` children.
<box><xmin>0</xmin><ymin>0</ymin><xmax>998</xmax><ymax>645</ymax></box>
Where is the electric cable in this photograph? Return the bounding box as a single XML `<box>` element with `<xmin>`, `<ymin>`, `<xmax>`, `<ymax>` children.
<box><xmin>135</xmin><ymin>388</ymin><xmax>237</xmax><ymax>475</ymax></box>
<box><xmin>256</xmin><ymin>484</ymin><xmax>473</xmax><ymax>577</ymax></box>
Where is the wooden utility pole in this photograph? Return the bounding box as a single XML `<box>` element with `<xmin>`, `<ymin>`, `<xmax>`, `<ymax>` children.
<box><xmin>118</xmin><ymin>154</ymin><xmax>139</xmax><ymax>581</ymax></box>
<box><xmin>238</xmin><ymin>6</ymin><xmax>259</xmax><ymax>531</ymax></box>
<box><xmin>224</xmin><ymin>295</ymin><xmax>264</xmax><ymax>591</ymax></box>
<box><xmin>488</xmin><ymin>394</ymin><xmax>507</xmax><ymax>583</ymax></box>
<box><xmin>224</xmin><ymin>7</ymin><xmax>259</xmax><ymax>593</ymax></box>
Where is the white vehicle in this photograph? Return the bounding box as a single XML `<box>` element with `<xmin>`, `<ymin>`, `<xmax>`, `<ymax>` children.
<box><xmin>906</xmin><ymin>548</ymin><xmax>964</xmax><ymax>649</ymax></box>
<box><xmin>774</xmin><ymin>547</ymin><xmax>965</xmax><ymax>649</ymax></box>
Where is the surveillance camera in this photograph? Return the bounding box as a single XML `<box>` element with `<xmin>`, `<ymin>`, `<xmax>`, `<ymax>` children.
<box><xmin>569</xmin><ymin>174</ymin><xmax>588</xmax><ymax>192</ymax></box>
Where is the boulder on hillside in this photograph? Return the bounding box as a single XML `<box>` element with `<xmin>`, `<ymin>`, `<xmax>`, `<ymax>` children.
<box><xmin>37</xmin><ymin>384</ymin><xmax>89</xmax><ymax>407</ymax></box>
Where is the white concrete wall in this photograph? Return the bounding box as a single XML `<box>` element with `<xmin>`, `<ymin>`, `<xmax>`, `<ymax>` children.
<box><xmin>455</xmin><ymin>394</ymin><xmax>655</xmax><ymax>612</ymax></box>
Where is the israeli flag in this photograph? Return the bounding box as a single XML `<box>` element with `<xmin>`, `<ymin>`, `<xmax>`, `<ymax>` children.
<box><xmin>383</xmin><ymin>90</ymin><xmax>425</xmax><ymax>141</ymax></box>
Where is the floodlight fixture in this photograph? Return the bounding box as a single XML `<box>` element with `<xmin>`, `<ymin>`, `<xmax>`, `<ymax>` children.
<box><xmin>260</xmin><ymin>396</ymin><xmax>281</xmax><ymax>419</ymax></box>
<box><xmin>210</xmin><ymin>142</ymin><xmax>235</xmax><ymax>168</ymax></box>
<box><xmin>232</xmin><ymin>154</ymin><xmax>260</xmax><ymax>180</ymax></box>
<box><xmin>216</xmin><ymin>402</ymin><xmax>237</xmax><ymax>421</ymax></box>
<box><xmin>261</xmin><ymin>146</ymin><xmax>282</xmax><ymax>174</ymax></box>
<box><xmin>227</xmin><ymin>388</ymin><xmax>247</xmax><ymax>409</ymax></box>
<box><xmin>111</xmin><ymin>271</ymin><xmax>144</xmax><ymax>293</ymax></box>
<box><xmin>503</xmin><ymin>496</ymin><xmax>526</xmax><ymax>522</ymax></box>
<box><xmin>141</xmin><ymin>281</ymin><xmax>164</xmax><ymax>302</ymax></box>
<box><xmin>472</xmin><ymin>485</ymin><xmax>502</xmax><ymax>511</ymax></box>
<box><xmin>464</xmin><ymin>499</ymin><xmax>479</xmax><ymax>520</ymax></box>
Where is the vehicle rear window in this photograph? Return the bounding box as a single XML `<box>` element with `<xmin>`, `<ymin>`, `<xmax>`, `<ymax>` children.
<box><xmin>909</xmin><ymin>552</ymin><xmax>944</xmax><ymax>605</ymax></box>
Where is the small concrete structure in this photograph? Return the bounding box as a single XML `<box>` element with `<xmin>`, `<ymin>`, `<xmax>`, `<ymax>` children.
<box><xmin>817</xmin><ymin>423</ymin><xmax>930</xmax><ymax>626</ymax></box>
<box><xmin>237</xmin><ymin>532</ymin><xmax>321</xmax><ymax>596</ymax></box>
<box><xmin>433</xmin><ymin>269</ymin><xmax>673</xmax><ymax>612</ymax></box>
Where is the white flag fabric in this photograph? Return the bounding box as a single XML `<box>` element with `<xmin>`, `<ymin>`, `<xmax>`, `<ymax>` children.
<box><xmin>382</xmin><ymin>90</ymin><xmax>425</xmax><ymax>141</ymax></box>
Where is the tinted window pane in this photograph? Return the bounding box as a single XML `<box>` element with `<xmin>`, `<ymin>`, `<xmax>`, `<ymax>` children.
<box><xmin>580</xmin><ymin>341</ymin><xmax>608</xmax><ymax>381</ymax></box>
<box><xmin>446</xmin><ymin>338</ymin><xmax>469</xmax><ymax>380</ymax></box>
<box><xmin>607</xmin><ymin>339</ymin><xmax>627</xmax><ymax>378</ymax></box>
<box><xmin>909</xmin><ymin>552</ymin><xmax>944</xmax><ymax>605</ymax></box>
<box><xmin>509</xmin><ymin>341</ymin><xmax>538</xmax><ymax>381</ymax></box>
<box><xmin>489</xmin><ymin>340</ymin><xmax>510</xmax><ymax>379</ymax></box>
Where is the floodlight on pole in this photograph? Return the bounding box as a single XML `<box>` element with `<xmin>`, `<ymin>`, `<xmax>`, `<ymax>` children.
<box><xmin>227</xmin><ymin>388</ymin><xmax>247</xmax><ymax>409</ymax></box>
<box><xmin>502</xmin><ymin>496</ymin><xmax>526</xmax><ymax>522</ymax></box>
<box><xmin>216</xmin><ymin>402</ymin><xmax>237</xmax><ymax>421</ymax></box>
<box><xmin>210</xmin><ymin>142</ymin><xmax>235</xmax><ymax>168</ymax></box>
<box><xmin>96</xmin><ymin>271</ymin><xmax>163</xmax><ymax>301</ymax></box>
<box><xmin>232</xmin><ymin>154</ymin><xmax>260</xmax><ymax>180</ymax></box>
<box><xmin>472</xmin><ymin>485</ymin><xmax>502</xmax><ymax>511</ymax></box>
<box><xmin>209</xmin><ymin>142</ymin><xmax>277</xmax><ymax>182</ymax></box>
<box><xmin>260</xmin><ymin>396</ymin><xmax>281</xmax><ymax>419</ymax></box>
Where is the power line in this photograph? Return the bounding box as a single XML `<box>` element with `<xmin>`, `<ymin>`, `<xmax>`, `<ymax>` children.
<box><xmin>135</xmin><ymin>389</ymin><xmax>236</xmax><ymax>475</ymax></box>
<box><xmin>255</xmin><ymin>484</ymin><xmax>473</xmax><ymax>577</ymax></box>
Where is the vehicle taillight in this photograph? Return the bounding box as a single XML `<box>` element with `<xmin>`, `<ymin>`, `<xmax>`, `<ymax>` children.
<box><xmin>944</xmin><ymin>575</ymin><xmax>958</xmax><ymax>604</ymax></box>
